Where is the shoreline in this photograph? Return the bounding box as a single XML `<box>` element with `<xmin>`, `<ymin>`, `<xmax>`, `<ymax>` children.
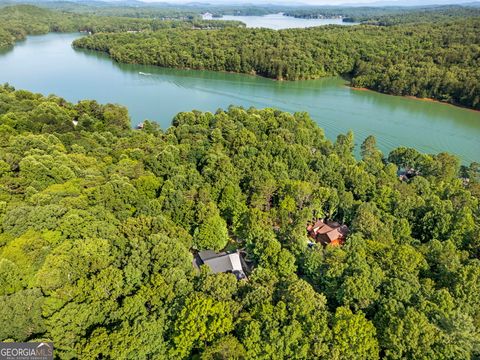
<box><xmin>72</xmin><ymin>39</ymin><xmax>478</xmax><ymax>114</ymax></box>
<box><xmin>350</xmin><ymin>86</ymin><xmax>480</xmax><ymax>113</ymax></box>
<box><xmin>7</xmin><ymin>32</ymin><xmax>480</xmax><ymax>115</ymax></box>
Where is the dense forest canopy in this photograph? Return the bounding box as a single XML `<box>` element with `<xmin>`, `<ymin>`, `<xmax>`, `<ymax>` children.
<box><xmin>73</xmin><ymin>18</ymin><xmax>480</xmax><ymax>109</ymax></box>
<box><xmin>0</xmin><ymin>1</ymin><xmax>284</xmax><ymax>20</ymax></box>
<box><xmin>1</xmin><ymin>3</ymin><xmax>480</xmax><ymax>358</ymax></box>
<box><xmin>0</xmin><ymin>84</ymin><xmax>479</xmax><ymax>358</ymax></box>
<box><xmin>0</xmin><ymin>5</ymin><xmax>244</xmax><ymax>48</ymax></box>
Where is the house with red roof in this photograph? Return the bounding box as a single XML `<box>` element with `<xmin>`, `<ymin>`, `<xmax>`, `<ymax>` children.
<box><xmin>307</xmin><ymin>219</ymin><xmax>349</xmax><ymax>246</ymax></box>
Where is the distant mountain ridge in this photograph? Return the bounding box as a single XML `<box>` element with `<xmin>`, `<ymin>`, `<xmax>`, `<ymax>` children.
<box><xmin>1</xmin><ymin>0</ymin><xmax>479</xmax><ymax>9</ymax></box>
<box><xmin>2</xmin><ymin>0</ymin><xmax>480</xmax><ymax>6</ymax></box>
<box><xmin>339</xmin><ymin>0</ymin><xmax>480</xmax><ymax>6</ymax></box>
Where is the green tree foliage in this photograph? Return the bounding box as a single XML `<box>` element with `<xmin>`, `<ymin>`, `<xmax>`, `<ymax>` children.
<box><xmin>0</xmin><ymin>85</ymin><xmax>479</xmax><ymax>358</ymax></box>
<box><xmin>194</xmin><ymin>212</ymin><xmax>230</xmax><ymax>251</ymax></box>
<box><xmin>172</xmin><ymin>293</ymin><xmax>236</xmax><ymax>358</ymax></box>
<box><xmin>0</xmin><ymin>288</ymin><xmax>46</xmax><ymax>341</ymax></box>
<box><xmin>331</xmin><ymin>307</ymin><xmax>379</xmax><ymax>360</ymax></box>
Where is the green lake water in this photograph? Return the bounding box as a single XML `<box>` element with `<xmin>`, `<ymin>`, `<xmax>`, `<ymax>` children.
<box><xmin>0</xmin><ymin>33</ymin><xmax>479</xmax><ymax>163</ymax></box>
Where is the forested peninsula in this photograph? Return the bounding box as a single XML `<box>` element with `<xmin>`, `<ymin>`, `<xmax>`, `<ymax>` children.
<box><xmin>0</xmin><ymin>83</ymin><xmax>479</xmax><ymax>358</ymax></box>
<box><xmin>73</xmin><ymin>18</ymin><xmax>480</xmax><ymax>109</ymax></box>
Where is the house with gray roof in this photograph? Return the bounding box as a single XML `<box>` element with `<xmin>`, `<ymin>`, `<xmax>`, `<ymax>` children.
<box><xmin>195</xmin><ymin>250</ymin><xmax>247</xmax><ymax>280</ymax></box>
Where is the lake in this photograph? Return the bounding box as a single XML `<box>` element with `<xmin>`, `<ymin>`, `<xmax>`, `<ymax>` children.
<box><xmin>202</xmin><ymin>13</ymin><xmax>357</xmax><ymax>29</ymax></box>
<box><xmin>0</xmin><ymin>33</ymin><xmax>479</xmax><ymax>163</ymax></box>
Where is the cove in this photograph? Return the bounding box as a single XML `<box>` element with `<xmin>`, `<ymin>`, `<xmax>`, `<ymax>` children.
<box><xmin>203</xmin><ymin>13</ymin><xmax>358</xmax><ymax>29</ymax></box>
<box><xmin>0</xmin><ymin>33</ymin><xmax>479</xmax><ymax>164</ymax></box>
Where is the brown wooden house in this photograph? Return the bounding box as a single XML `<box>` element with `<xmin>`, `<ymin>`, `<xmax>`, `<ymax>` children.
<box><xmin>307</xmin><ymin>219</ymin><xmax>349</xmax><ymax>246</ymax></box>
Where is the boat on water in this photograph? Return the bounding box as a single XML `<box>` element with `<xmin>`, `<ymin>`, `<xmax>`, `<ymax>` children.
<box><xmin>139</xmin><ymin>72</ymin><xmax>152</xmax><ymax>76</ymax></box>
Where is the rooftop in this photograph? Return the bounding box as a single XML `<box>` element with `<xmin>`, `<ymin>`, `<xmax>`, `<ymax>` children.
<box><xmin>307</xmin><ymin>219</ymin><xmax>348</xmax><ymax>246</ymax></box>
<box><xmin>196</xmin><ymin>250</ymin><xmax>246</xmax><ymax>280</ymax></box>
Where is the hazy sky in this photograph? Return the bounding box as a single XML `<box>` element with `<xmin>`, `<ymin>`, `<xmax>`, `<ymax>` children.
<box><xmin>140</xmin><ymin>0</ymin><xmax>471</xmax><ymax>5</ymax></box>
<box><xmin>151</xmin><ymin>0</ymin><xmax>380</xmax><ymax>2</ymax></box>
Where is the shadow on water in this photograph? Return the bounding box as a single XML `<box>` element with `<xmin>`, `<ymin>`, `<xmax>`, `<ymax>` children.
<box><xmin>73</xmin><ymin>45</ymin><xmax>343</xmax><ymax>90</ymax></box>
<box><xmin>347</xmin><ymin>86</ymin><xmax>480</xmax><ymax>131</ymax></box>
<box><xmin>0</xmin><ymin>46</ymin><xmax>13</xmax><ymax>57</ymax></box>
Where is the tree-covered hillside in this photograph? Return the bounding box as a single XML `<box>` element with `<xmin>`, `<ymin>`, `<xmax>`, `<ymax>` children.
<box><xmin>0</xmin><ymin>5</ymin><xmax>244</xmax><ymax>48</ymax></box>
<box><xmin>73</xmin><ymin>18</ymin><xmax>480</xmax><ymax>109</ymax></box>
<box><xmin>0</xmin><ymin>84</ymin><xmax>479</xmax><ymax>359</ymax></box>
<box><xmin>4</xmin><ymin>1</ymin><xmax>478</xmax><ymax>24</ymax></box>
<box><xmin>284</xmin><ymin>5</ymin><xmax>480</xmax><ymax>24</ymax></box>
